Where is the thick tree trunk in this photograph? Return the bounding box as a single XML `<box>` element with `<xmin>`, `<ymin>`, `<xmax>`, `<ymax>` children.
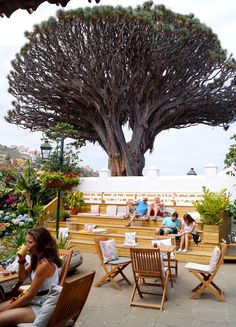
<box><xmin>105</xmin><ymin>127</ymin><xmax>145</xmax><ymax>176</ymax></box>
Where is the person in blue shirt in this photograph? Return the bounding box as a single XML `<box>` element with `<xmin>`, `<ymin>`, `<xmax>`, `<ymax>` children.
<box><xmin>155</xmin><ymin>212</ymin><xmax>180</xmax><ymax>236</ymax></box>
<box><xmin>125</xmin><ymin>198</ymin><xmax>148</xmax><ymax>227</ymax></box>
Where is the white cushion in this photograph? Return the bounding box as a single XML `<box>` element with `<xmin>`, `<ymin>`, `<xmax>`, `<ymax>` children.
<box><xmin>106</xmin><ymin>205</ymin><xmax>117</xmax><ymax>216</ymax></box>
<box><xmin>92</xmin><ymin>228</ymin><xmax>107</xmax><ymax>234</ymax></box>
<box><xmin>209</xmin><ymin>246</ymin><xmax>221</xmax><ymax>273</ymax></box>
<box><xmin>17</xmin><ymin>284</ymin><xmax>62</xmax><ymax>327</ymax></box>
<box><xmin>116</xmin><ymin>206</ymin><xmax>127</xmax><ymax>217</ymax></box>
<box><xmin>185</xmin><ymin>262</ymin><xmax>210</xmax><ymax>272</ymax></box>
<box><xmin>91</xmin><ymin>204</ymin><xmax>99</xmax><ymax>214</ymax></box>
<box><xmin>84</xmin><ymin>224</ymin><xmax>96</xmax><ymax>231</ymax></box>
<box><xmin>151</xmin><ymin>238</ymin><xmax>172</xmax><ymax>247</ymax></box>
<box><xmin>123</xmin><ymin>232</ymin><xmax>137</xmax><ymax>246</ymax></box>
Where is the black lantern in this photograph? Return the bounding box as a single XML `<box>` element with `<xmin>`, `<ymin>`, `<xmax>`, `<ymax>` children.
<box><xmin>187</xmin><ymin>168</ymin><xmax>197</xmax><ymax>175</ymax></box>
<box><xmin>40</xmin><ymin>139</ymin><xmax>52</xmax><ymax>160</ymax></box>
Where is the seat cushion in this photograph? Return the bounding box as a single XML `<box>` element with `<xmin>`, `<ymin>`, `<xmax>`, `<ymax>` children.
<box><xmin>106</xmin><ymin>205</ymin><xmax>117</xmax><ymax>216</ymax></box>
<box><xmin>100</xmin><ymin>239</ymin><xmax>119</xmax><ymax>263</ymax></box>
<box><xmin>209</xmin><ymin>246</ymin><xmax>221</xmax><ymax>273</ymax></box>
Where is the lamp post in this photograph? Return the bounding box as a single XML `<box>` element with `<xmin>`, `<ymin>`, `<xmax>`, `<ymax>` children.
<box><xmin>40</xmin><ymin>138</ymin><xmax>64</xmax><ymax>239</ymax></box>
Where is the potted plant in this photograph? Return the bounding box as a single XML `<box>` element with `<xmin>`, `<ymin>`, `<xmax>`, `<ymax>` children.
<box><xmin>194</xmin><ymin>187</ymin><xmax>231</xmax><ymax>243</ymax></box>
<box><xmin>40</xmin><ymin>171</ymin><xmax>80</xmax><ymax>190</ymax></box>
<box><xmin>64</xmin><ymin>191</ymin><xmax>84</xmax><ymax>215</ymax></box>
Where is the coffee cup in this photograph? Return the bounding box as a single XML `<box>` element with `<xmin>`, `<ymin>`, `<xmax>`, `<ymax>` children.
<box><xmin>17</xmin><ymin>244</ymin><xmax>28</xmax><ymax>258</ymax></box>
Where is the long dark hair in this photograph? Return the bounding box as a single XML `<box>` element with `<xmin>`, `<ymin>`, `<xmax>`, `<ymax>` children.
<box><xmin>183</xmin><ymin>214</ymin><xmax>195</xmax><ymax>225</ymax></box>
<box><xmin>28</xmin><ymin>227</ymin><xmax>62</xmax><ymax>271</ymax></box>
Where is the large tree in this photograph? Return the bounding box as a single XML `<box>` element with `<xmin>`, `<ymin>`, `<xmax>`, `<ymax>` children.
<box><xmin>5</xmin><ymin>2</ymin><xmax>236</xmax><ymax>175</ymax></box>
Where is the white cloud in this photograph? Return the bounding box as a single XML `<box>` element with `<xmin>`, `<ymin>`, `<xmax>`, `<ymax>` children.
<box><xmin>0</xmin><ymin>0</ymin><xmax>235</xmax><ymax>175</ymax></box>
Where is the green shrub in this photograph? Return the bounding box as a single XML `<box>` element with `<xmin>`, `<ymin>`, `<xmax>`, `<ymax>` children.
<box><xmin>194</xmin><ymin>187</ymin><xmax>230</xmax><ymax>225</ymax></box>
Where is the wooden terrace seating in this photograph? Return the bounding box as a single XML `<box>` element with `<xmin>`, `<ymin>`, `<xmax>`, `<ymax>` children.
<box><xmin>184</xmin><ymin>244</ymin><xmax>227</xmax><ymax>301</ymax></box>
<box><xmin>94</xmin><ymin>236</ymin><xmax>132</xmax><ymax>290</ymax></box>
<box><xmin>130</xmin><ymin>247</ymin><xmax>169</xmax><ymax>311</ymax></box>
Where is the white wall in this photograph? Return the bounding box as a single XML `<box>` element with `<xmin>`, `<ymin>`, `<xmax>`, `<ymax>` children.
<box><xmin>76</xmin><ymin>163</ymin><xmax>236</xmax><ymax>205</ymax></box>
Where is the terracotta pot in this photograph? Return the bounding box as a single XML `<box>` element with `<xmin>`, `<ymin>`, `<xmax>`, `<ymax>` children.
<box><xmin>69</xmin><ymin>208</ymin><xmax>78</xmax><ymax>215</ymax></box>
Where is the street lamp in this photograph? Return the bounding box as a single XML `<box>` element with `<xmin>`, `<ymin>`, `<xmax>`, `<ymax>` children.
<box><xmin>40</xmin><ymin>137</ymin><xmax>64</xmax><ymax>239</ymax></box>
<box><xmin>40</xmin><ymin>139</ymin><xmax>52</xmax><ymax>160</ymax></box>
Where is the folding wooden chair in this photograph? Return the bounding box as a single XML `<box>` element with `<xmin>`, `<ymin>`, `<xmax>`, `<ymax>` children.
<box><xmin>185</xmin><ymin>244</ymin><xmax>227</xmax><ymax>301</ymax></box>
<box><xmin>58</xmin><ymin>248</ymin><xmax>73</xmax><ymax>285</ymax></box>
<box><xmin>94</xmin><ymin>237</ymin><xmax>132</xmax><ymax>290</ymax></box>
<box><xmin>153</xmin><ymin>236</ymin><xmax>178</xmax><ymax>277</ymax></box>
<box><xmin>130</xmin><ymin>248</ymin><xmax>169</xmax><ymax>311</ymax></box>
<box><xmin>47</xmin><ymin>271</ymin><xmax>95</xmax><ymax>327</ymax></box>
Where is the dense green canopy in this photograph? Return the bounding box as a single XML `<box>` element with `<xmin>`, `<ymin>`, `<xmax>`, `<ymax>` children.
<box><xmin>5</xmin><ymin>1</ymin><xmax>236</xmax><ymax>175</ymax></box>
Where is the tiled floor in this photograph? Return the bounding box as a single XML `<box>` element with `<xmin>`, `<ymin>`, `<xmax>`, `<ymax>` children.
<box><xmin>73</xmin><ymin>252</ymin><xmax>236</xmax><ymax>327</ymax></box>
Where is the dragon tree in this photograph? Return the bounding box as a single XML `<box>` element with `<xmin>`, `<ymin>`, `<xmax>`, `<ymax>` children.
<box><xmin>5</xmin><ymin>1</ymin><xmax>236</xmax><ymax>175</ymax></box>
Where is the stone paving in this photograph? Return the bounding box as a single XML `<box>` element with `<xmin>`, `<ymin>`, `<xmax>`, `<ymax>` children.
<box><xmin>73</xmin><ymin>252</ymin><xmax>236</xmax><ymax>327</ymax></box>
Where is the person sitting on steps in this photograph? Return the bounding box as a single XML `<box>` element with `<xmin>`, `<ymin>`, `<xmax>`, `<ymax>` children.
<box><xmin>155</xmin><ymin>212</ymin><xmax>180</xmax><ymax>237</ymax></box>
<box><xmin>177</xmin><ymin>213</ymin><xmax>197</xmax><ymax>253</ymax></box>
<box><xmin>147</xmin><ymin>197</ymin><xmax>165</xmax><ymax>221</ymax></box>
<box><xmin>125</xmin><ymin>197</ymin><xmax>149</xmax><ymax>227</ymax></box>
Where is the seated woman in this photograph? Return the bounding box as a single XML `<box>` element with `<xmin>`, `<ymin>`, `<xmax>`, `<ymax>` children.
<box><xmin>177</xmin><ymin>214</ymin><xmax>196</xmax><ymax>253</ymax></box>
<box><xmin>0</xmin><ymin>227</ymin><xmax>61</xmax><ymax>326</ymax></box>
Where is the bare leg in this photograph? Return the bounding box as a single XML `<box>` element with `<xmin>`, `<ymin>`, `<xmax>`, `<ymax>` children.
<box><xmin>147</xmin><ymin>205</ymin><xmax>153</xmax><ymax>217</ymax></box>
<box><xmin>155</xmin><ymin>228</ymin><xmax>161</xmax><ymax>237</ymax></box>
<box><xmin>153</xmin><ymin>205</ymin><xmax>161</xmax><ymax>216</ymax></box>
<box><xmin>179</xmin><ymin>234</ymin><xmax>185</xmax><ymax>250</ymax></box>
<box><xmin>126</xmin><ymin>201</ymin><xmax>133</xmax><ymax>217</ymax></box>
<box><xmin>0</xmin><ymin>305</ymin><xmax>35</xmax><ymax>326</ymax></box>
<box><xmin>184</xmin><ymin>234</ymin><xmax>191</xmax><ymax>250</ymax></box>
<box><xmin>163</xmin><ymin>229</ymin><xmax>170</xmax><ymax>235</ymax></box>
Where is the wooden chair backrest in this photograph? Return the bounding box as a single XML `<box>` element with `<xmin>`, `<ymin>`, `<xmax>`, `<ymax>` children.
<box><xmin>58</xmin><ymin>248</ymin><xmax>73</xmax><ymax>286</ymax></box>
<box><xmin>48</xmin><ymin>271</ymin><xmax>95</xmax><ymax>327</ymax></box>
<box><xmin>94</xmin><ymin>236</ymin><xmax>109</xmax><ymax>265</ymax></box>
<box><xmin>130</xmin><ymin>248</ymin><xmax>163</xmax><ymax>278</ymax></box>
<box><xmin>211</xmin><ymin>244</ymin><xmax>227</xmax><ymax>277</ymax></box>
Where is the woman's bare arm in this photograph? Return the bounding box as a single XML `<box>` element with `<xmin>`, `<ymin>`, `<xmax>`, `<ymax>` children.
<box><xmin>9</xmin><ymin>260</ymin><xmax>55</xmax><ymax>309</ymax></box>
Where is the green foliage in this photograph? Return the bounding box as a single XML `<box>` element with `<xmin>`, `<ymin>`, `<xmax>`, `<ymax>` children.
<box><xmin>56</xmin><ymin>232</ymin><xmax>69</xmax><ymax>249</ymax></box>
<box><xmin>224</xmin><ymin>134</ymin><xmax>236</xmax><ymax>177</ymax></box>
<box><xmin>40</xmin><ymin>171</ymin><xmax>80</xmax><ymax>189</ymax></box>
<box><xmin>0</xmin><ymin>210</ymin><xmax>37</xmax><ymax>257</ymax></box>
<box><xmin>64</xmin><ymin>191</ymin><xmax>84</xmax><ymax>210</ymax></box>
<box><xmin>194</xmin><ymin>187</ymin><xmax>230</xmax><ymax>225</ymax></box>
<box><xmin>40</xmin><ymin>123</ymin><xmax>82</xmax><ymax>189</ymax></box>
<box><xmin>227</xmin><ymin>199</ymin><xmax>236</xmax><ymax>224</ymax></box>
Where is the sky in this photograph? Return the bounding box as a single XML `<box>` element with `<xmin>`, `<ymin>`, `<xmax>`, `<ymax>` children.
<box><xmin>0</xmin><ymin>0</ymin><xmax>235</xmax><ymax>176</ymax></box>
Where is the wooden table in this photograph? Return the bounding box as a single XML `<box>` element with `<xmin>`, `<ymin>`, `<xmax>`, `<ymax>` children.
<box><xmin>137</xmin><ymin>244</ymin><xmax>176</xmax><ymax>287</ymax></box>
<box><xmin>0</xmin><ymin>266</ymin><xmax>18</xmax><ymax>284</ymax></box>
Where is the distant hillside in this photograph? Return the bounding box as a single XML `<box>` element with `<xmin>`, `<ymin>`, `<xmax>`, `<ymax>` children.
<box><xmin>0</xmin><ymin>144</ymin><xmax>35</xmax><ymax>161</ymax></box>
<box><xmin>0</xmin><ymin>144</ymin><xmax>99</xmax><ymax>176</ymax></box>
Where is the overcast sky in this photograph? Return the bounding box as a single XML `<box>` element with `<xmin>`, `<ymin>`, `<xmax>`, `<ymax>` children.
<box><xmin>0</xmin><ymin>0</ymin><xmax>235</xmax><ymax>175</ymax></box>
